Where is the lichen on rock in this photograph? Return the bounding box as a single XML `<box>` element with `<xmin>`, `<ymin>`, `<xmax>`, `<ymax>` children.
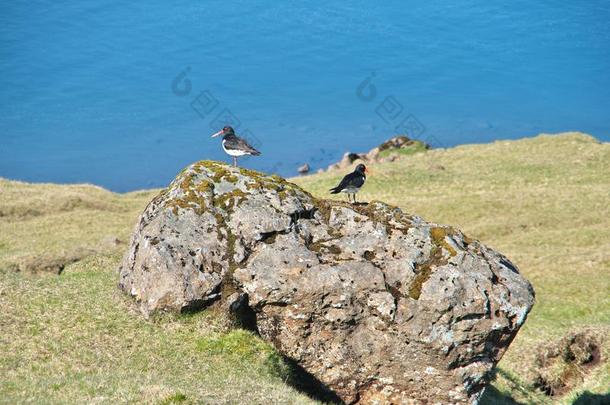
<box><xmin>118</xmin><ymin>160</ymin><xmax>535</xmax><ymax>404</ymax></box>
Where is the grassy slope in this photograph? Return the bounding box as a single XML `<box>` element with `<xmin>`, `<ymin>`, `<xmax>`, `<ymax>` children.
<box><xmin>0</xmin><ymin>180</ymin><xmax>159</xmax><ymax>272</ymax></box>
<box><xmin>0</xmin><ymin>132</ymin><xmax>608</xmax><ymax>404</ymax></box>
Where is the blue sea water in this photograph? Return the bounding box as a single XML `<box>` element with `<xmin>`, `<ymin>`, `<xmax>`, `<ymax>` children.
<box><xmin>1</xmin><ymin>1</ymin><xmax>609</xmax><ymax>191</ymax></box>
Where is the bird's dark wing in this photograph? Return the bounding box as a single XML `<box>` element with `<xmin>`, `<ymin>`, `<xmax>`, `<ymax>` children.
<box><xmin>329</xmin><ymin>172</ymin><xmax>365</xmax><ymax>193</ymax></box>
<box><xmin>349</xmin><ymin>173</ymin><xmax>366</xmax><ymax>188</ymax></box>
<box><xmin>235</xmin><ymin>136</ymin><xmax>261</xmax><ymax>155</ymax></box>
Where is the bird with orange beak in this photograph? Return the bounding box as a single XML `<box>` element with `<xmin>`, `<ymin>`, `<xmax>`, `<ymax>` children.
<box><xmin>211</xmin><ymin>126</ymin><xmax>261</xmax><ymax>167</ymax></box>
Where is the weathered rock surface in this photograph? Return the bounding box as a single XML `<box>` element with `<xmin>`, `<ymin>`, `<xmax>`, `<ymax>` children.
<box><xmin>119</xmin><ymin>161</ymin><xmax>535</xmax><ymax>404</ymax></box>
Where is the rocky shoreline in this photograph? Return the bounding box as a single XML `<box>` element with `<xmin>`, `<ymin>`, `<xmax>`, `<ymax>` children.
<box><xmin>301</xmin><ymin>135</ymin><xmax>430</xmax><ymax>174</ymax></box>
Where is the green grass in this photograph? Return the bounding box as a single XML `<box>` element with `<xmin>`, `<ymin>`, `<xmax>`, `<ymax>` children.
<box><xmin>1</xmin><ymin>132</ymin><xmax>609</xmax><ymax>404</ymax></box>
<box><xmin>0</xmin><ymin>256</ymin><xmax>315</xmax><ymax>404</ymax></box>
<box><xmin>0</xmin><ymin>179</ymin><xmax>159</xmax><ymax>272</ymax></box>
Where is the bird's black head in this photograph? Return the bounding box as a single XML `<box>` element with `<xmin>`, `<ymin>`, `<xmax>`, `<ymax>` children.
<box><xmin>355</xmin><ymin>163</ymin><xmax>367</xmax><ymax>174</ymax></box>
<box><xmin>211</xmin><ymin>126</ymin><xmax>235</xmax><ymax>138</ymax></box>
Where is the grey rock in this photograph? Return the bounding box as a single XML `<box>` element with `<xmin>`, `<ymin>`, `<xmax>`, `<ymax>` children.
<box><xmin>297</xmin><ymin>163</ymin><xmax>310</xmax><ymax>174</ymax></box>
<box><xmin>119</xmin><ymin>160</ymin><xmax>535</xmax><ymax>404</ymax></box>
<box><xmin>326</xmin><ymin>152</ymin><xmax>365</xmax><ymax>171</ymax></box>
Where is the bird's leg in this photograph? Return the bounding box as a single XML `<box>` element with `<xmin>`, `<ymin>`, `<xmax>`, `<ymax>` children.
<box><xmin>354</xmin><ymin>193</ymin><xmax>357</xmax><ymax>204</ymax></box>
<box><xmin>233</xmin><ymin>157</ymin><xmax>237</xmax><ymax>167</ymax></box>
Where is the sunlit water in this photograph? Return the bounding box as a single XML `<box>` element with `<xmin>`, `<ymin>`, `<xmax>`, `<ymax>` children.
<box><xmin>1</xmin><ymin>1</ymin><xmax>609</xmax><ymax>191</ymax></box>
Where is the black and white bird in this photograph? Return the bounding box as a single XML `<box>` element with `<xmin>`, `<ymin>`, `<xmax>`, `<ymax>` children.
<box><xmin>330</xmin><ymin>163</ymin><xmax>368</xmax><ymax>203</ymax></box>
<box><xmin>211</xmin><ymin>126</ymin><xmax>261</xmax><ymax>167</ymax></box>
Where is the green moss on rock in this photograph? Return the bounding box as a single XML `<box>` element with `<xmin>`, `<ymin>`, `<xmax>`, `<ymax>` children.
<box><xmin>407</xmin><ymin>226</ymin><xmax>460</xmax><ymax>299</ymax></box>
<box><xmin>430</xmin><ymin>227</ymin><xmax>458</xmax><ymax>257</ymax></box>
<box><xmin>213</xmin><ymin>189</ymin><xmax>248</xmax><ymax>213</ymax></box>
<box><xmin>408</xmin><ymin>245</ymin><xmax>446</xmax><ymax>300</ymax></box>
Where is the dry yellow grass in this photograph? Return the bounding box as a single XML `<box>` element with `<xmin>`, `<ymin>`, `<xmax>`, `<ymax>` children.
<box><xmin>1</xmin><ymin>132</ymin><xmax>608</xmax><ymax>404</ymax></box>
<box><xmin>0</xmin><ymin>179</ymin><xmax>158</xmax><ymax>272</ymax></box>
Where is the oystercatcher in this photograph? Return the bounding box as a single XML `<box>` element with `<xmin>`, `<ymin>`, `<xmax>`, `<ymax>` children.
<box><xmin>330</xmin><ymin>163</ymin><xmax>368</xmax><ymax>203</ymax></box>
<box><xmin>211</xmin><ymin>126</ymin><xmax>261</xmax><ymax>167</ymax></box>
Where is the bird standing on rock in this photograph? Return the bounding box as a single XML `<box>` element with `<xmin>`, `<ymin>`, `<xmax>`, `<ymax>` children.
<box><xmin>330</xmin><ymin>163</ymin><xmax>368</xmax><ymax>203</ymax></box>
<box><xmin>211</xmin><ymin>126</ymin><xmax>261</xmax><ymax>167</ymax></box>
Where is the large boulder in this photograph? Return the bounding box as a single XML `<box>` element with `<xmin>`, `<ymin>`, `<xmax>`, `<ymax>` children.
<box><xmin>118</xmin><ymin>161</ymin><xmax>535</xmax><ymax>404</ymax></box>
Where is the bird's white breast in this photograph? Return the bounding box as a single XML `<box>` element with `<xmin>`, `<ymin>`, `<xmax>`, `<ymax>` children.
<box><xmin>342</xmin><ymin>186</ymin><xmax>361</xmax><ymax>193</ymax></box>
<box><xmin>222</xmin><ymin>140</ymin><xmax>248</xmax><ymax>156</ymax></box>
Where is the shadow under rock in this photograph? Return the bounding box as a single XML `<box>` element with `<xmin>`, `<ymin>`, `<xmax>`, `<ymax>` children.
<box><xmin>572</xmin><ymin>391</ymin><xmax>610</xmax><ymax>405</ymax></box>
<box><xmin>479</xmin><ymin>384</ymin><xmax>525</xmax><ymax>405</ymax></box>
<box><xmin>282</xmin><ymin>357</ymin><xmax>345</xmax><ymax>404</ymax></box>
<box><xmin>231</xmin><ymin>294</ymin><xmax>345</xmax><ymax>404</ymax></box>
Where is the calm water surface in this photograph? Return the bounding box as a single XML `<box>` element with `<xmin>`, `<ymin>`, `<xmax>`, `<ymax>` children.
<box><xmin>1</xmin><ymin>1</ymin><xmax>609</xmax><ymax>191</ymax></box>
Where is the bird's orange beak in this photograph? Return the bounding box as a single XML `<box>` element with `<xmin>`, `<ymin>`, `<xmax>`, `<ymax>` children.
<box><xmin>365</xmin><ymin>167</ymin><xmax>371</xmax><ymax>175</ymax></box>
<box><xmin>211</xmin><ymin>129</ymin><xmax>224</xmax><ymax>138</ymax></box>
